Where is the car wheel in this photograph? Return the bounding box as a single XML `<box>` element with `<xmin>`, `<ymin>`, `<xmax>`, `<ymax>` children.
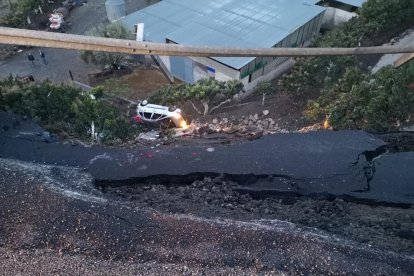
<box><xmin>140</xmin><ymin>100</ymin><xmax>148</xmax><ymax>106</ymax></box>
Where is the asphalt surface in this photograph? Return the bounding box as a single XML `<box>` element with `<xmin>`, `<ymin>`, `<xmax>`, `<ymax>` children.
<box><xmin>1</xmin><ymin>111</ymin><xmax>413</xmax><ymax>205</ymax></box>
<box><xmin>1</xmin><ymin>158</ymin><xmax>413</xmax><ymax>275</ymax></box>
<box><xmin>0</xmin><ymin>0</ymin><xmax>158</xmax><ymax>84</ymax></box>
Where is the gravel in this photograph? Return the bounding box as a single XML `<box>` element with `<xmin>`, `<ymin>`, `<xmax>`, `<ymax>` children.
<box><xmin>0</xmin><ymin>248</ymin><xmax>276</xmax><ymax>276</ymax></box>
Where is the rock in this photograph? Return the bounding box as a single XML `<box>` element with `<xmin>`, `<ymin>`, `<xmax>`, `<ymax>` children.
<box><xmin>138</xmin><ymin>130</ymin><xmax>160</xmax><ymax>141</ymax></box>
<box><xmin>253</xmin><ymin>114</ymin><xmax>259</xmax><ymax>120</ymax></box>
<box><xmin>245</xmin><ymin>125</ymin><xmax>263</xmax><ymax>134</ymax></box>
<box><xmin>212</xmin><ymin>118</ymin><xmax>219</xmax><ymax>124</ymax></box>
<box><xmin>197</xmin><ymin>125</ymin><xmax>215</xmax><ymax>135</ymax></box>
<box><xmin>237</xmin><ymin>126</ymin><xmax>247</xmax><ymax>134</ymax></box>
<box><xmin>222</xmin><ymin>126</ymin><xmax>239</xmax><ymax>134</ymax></box>
<box><xmin>206</xmin><ymin>147</ymin><xmax>215</xmax><ymax>152</ymax></box>
<box><xmin>262</xmin><ymin>110</ymin><xmax>270</xmax><ymax>116</ymax></box>
<box><xmin>222</xmin><ymin>118</ymin><xmax>228</xmax><ymax>124</ymax></box>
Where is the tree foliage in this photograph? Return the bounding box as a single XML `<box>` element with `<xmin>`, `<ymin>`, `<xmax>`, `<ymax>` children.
<box><xmin>150</xmin><ymin>78</ymin><xmax>243</xmax><ymax>115</ymax></box>
<box><xmin>278</xmin><ymin>0</ymin><xmax>414</xmax><ymax>131</ymax></box>
<box><xmin>306</xmin><ymin>63</ymin><xmax>414</xmax><ymax>131</ymax></box>
<box><xmin>280</xmin><ymin>0</ymin><xmax>414</xmax><ymax>95</ymax></box>
<box><xmin>80</xmin><ymin>23</ymin><xmax>133</xmax><ymax>69</ymax></box>
<box><xmin>0</xmin><ymin>77</ymin><xmax>139</xmax><ymax>143</ymax></box>
<box><xmin>0</xmin><ymin>0</ymin><xmax>42</xmax><ymax>27</ymax></box>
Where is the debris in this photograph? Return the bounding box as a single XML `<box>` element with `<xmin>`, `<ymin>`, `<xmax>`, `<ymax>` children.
<box><xmin>197</xmin><ymin>125</ymin><xmax>216</xmax><ymax>135</ymax></box>
<box><xmin>138</xmin><ymin>130</ymin><xmax>160</xmax><ymax>141</ymax></box>
<box><xmin>206</xmin><ymin>147</ymin><xmax>215</xmax><ymax>152</ymax></box>
<box><xmin>262</xmin><ymin>110</ymin><xmax>270</xmax><ymax>116</ymax></box>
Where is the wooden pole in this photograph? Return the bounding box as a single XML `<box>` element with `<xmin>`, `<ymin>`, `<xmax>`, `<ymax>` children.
<box><xmin>1</xmin><ymin>27</ymin><xmax>414</xmax><ymax>57</ymax></box>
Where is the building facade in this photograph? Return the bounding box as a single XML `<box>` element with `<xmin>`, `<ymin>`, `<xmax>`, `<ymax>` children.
<box><xmin>118</xmin><ymin>0</ymin><xmax>325</xmax><ymax>90</ymax></box>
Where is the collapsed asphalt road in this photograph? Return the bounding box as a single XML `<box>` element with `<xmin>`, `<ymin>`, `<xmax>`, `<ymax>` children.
<box><xmin>1</xmin><ymin>158</ymin><xmax>413</xmax><ymax>275</ymax></box>
<box><xmin>1</xmin><ymin>111</ymin><xmax>414</xmax><ymax>274</ymax></box>
<box><xmin>0</xmin><ymin>111</ymin><xmax>413</xmax><ymax>205</ymax></box>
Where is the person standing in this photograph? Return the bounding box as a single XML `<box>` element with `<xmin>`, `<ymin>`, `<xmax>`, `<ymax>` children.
<box><xmin>39</xmin><ymin>50</ymin><xmax>47</xmax><ymax>65</ymax></box>
<box><xmin>27</xmin><ymin>53</ymin><xmax>35</xmax><ymax>66</ymax></box>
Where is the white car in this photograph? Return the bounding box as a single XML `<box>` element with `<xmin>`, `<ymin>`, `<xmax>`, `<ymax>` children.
<box><xmin>136</xmin><ymin>100</ymin><xmax>188</xmax><ymax>129</ymax></box>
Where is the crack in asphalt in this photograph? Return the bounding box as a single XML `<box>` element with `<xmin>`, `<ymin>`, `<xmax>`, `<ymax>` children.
<box><xmin>352</xmin><ymin>146</ymin><xmax>388</xmax><ymax>193</ymax></box>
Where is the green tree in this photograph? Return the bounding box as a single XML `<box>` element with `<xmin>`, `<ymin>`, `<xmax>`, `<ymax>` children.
<box><xmin>254</xmin><ymin>81</ymin><xmax>275</xmax><ymax>106</ymax></box>
<box><xmin>0</xmin><ymin>78</ymin><xmax>139</xmax><ymax>143</ymax></box>
<box><xmin>80</xmin><ymin>23</ymin><xmax>134</xmax><ymax>69</ymax></box>
<box><xmin>150</xmin><ymin>78</ymin><xmax>243</xmax><ymax>115</ymax></box>
<box><xmin>0</xmin><ymin>0</ymin><xmax>41</xmax><ymax>27</ymax></box>
<box><xmin>280</xmin><ymin>0</ymin><xmax>414</xmax><ymax>97</ymax></box>
<box><xmin>307</xmin><ymin>63</ymin><xmax>414</xmax><ymax>131</ymax></box>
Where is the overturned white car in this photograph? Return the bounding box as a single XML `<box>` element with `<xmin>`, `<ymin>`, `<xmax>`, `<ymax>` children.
<box><xmin>135</xmin><ymin>100</ymin><xmax>188</xmax><ymax>129</ymax></box>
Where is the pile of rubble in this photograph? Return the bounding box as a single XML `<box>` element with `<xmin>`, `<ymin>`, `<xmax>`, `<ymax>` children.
<box><xmin>185</xmin><ymin>110</ymin><xmax>289</xmax><ymax>139</ymax></box>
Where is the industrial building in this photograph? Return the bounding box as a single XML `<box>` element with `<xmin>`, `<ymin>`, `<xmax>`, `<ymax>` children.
<box><xmin>314</xmin><ymin>0</ymin><xmax>367</xmax><ymax>11</ymax></box>
<box><xmin>118</xmin><ymin>0</ymin><xmax>326</xmax><ymax>89</ymax></box>
<box><xmin>312</xmin><ymin>0</ymin><xmax>366</xmax><ymax>29</ymax></box>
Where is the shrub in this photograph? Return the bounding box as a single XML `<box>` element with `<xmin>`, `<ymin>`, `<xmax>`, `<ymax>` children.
<box><xmin>307</xmin><ymin>63</ymin><xmax>414</xmax><ymax>131</ymax></box>
<box><xmin>0</xmin><ymin>78</ymin><xmax>139</xmax><ymax>143</ymax></box>
<box><xmin>80</xmin><ymin>23</ymin><xmax>134</xmax><ymax>69</ymax></box>
<box><xmin>280</xmin><ymin>0</ymin><xmax>414</xmax><ymax>97</ymax></box>
<box><xmin>0</xmin><ymin>0</ymin><xmax>42</xmax><ymax>27</ymax></box>
<box><xmin>150</xmin><ymin>78</ymin><xmax>243</xmax><ymax>115</ymax></box>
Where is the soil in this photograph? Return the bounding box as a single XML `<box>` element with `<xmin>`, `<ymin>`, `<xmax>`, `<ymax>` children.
<box><xmin>98</xmin><ymin>175</ymin><xmax>414</xmax><ymax>254</ymax></box>
<box><xmin>100</xmin><ymin>66</ymin><xmax>172</xmax><ymax>101</ymax></box>
<box><xmin>202</xmin><ymin>88</ymin><xmax>319</xmax><ymax>131</ymax></box>
<box><xmin>378</xmin><ymin>132</ymin><xmax>414</xmax><ymax>152</ymax></box>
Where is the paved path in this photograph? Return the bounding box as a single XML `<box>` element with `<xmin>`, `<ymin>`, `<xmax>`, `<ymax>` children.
<box><xmin>1</xmin><ymin>111</ymin><xmax>413</xmax><ymax>205</ymax></box>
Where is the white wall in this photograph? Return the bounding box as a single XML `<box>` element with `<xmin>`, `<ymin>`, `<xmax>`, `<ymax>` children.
<box><xmin>241</xmin><ymin>58</ymin><xmax>296</xmax><ymax>98</ymax></box>
<box><xmin>321</xmin><ymin>7</ymin><xmax>357</xmax><ymax>29</ymax></box>
<box><xmin>159</xmin><ymin>56</ymin><xmax>171</xmax><ymax>71</ymax></box>
<box><xmin>189</xmin><ymin>56</ymin><xmax>239</xmax><ymax>80</ymax></box>
<box><xmin>215</xmin><ymin>71</ymin><xmax>234</xmax><ymax>82</ymax></box>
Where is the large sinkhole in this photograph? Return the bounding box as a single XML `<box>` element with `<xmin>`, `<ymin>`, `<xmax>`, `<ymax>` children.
<box><xmin>94</xmin><ymin>173</ymin><xmax>414</xmax><ymax>253</ymax></box>
<box><xmin>94</xmin><ymin>173</ymin><xmax>326</xmax><ymax>217</ymax></box>
<box><xmin>95</xmin><ymin>173</ymin><xmax>320</xmax><ymax>209</ymax></box>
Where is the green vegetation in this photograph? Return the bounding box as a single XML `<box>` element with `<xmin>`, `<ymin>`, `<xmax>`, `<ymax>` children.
<box><xmin>280</xmin><ymin>0</ymin><xmax>414</xmax><ymax>131</ymax></box>
<box><xmin>150</xmin><ymin>78</ymin><xmax>243</xmax><ymax>115</ymax></box>
<box><xmin>254</xmin><ymin>81</ymin><xmax>276</xmax><ymax>106</ymax></box>
<box><xmin>307</xmin><ymin>63</ymin><xmax>414</xmax><ymax>131</ymax></box>
<box><xmin>0</xmin><ymin>77</ymin><xmax>140</xmax><ymax>143</ymax></box>
<box><xmin>0</xmin><ymin>0</ymin><xmax>42</xmax><ymax>27</ymax></box>
<box><xmin>80</xmin><ymin>23</ymin><xmax>134</xmax><ymax>69</ymax></box>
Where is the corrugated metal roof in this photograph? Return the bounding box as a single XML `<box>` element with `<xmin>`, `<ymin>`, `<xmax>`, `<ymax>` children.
<box><xmin>119</xmin><ymin>0</ymin><xmax>325</xmax><ymax>69</ymax></box>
